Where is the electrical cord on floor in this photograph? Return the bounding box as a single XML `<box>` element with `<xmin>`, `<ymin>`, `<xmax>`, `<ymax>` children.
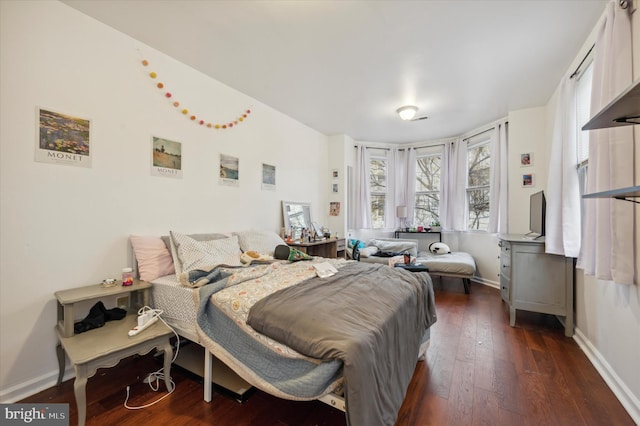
<box><xmin>123</xmin><ymin>307</ymin><xmax>181</xmax><ymax>410</ymax></box>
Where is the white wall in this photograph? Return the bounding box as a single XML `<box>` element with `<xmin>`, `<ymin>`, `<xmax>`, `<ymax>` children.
<box><xmin>327</xmin><ymin>134</ymin><xmax>353</xmax><ymax>238</ymax></box>
<box><xmin>507</xmin><ymin>107</ymin><xmax>548</xmax><ymax>234</ymax></box>
<box><xmin>0</xmin><ymin>1</ymin><xmax>330</xmax><ymax>401</ymax></box>
<box><xmin>545</xmin><ymin>7</ymin><xmax>640</xmax><ymax>422</ymax></box>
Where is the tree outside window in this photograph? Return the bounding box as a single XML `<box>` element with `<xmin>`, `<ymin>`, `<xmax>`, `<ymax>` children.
<box><xmin>369</xmin><ymin>157</ymin><xmax>387</xmax><ymax>228</ymax></box>
<box><xmin>415</xmin><ymin>154</ymin><xmax>441</xmax><ymax>227</ymax></box>
<box><xmin>467</xmin><ymin>143</ymin><xmax>490</xmax><ymax>230</ymax></box>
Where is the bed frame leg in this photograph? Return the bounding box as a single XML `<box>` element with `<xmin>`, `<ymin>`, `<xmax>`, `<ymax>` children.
<box><xmin>463</xmin><ymin>278</ymin><xmax>470</xmax><ymax>294</ymax></box>
<box><xmin>204</xmin><ymin>349</ymin><xmax>213</xmax><ymax>402</ymax></box>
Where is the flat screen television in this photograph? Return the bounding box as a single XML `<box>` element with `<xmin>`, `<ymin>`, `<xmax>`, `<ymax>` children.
<box><xmin>529</xmin><ymin>190</ymin><xmax>546</xmax><ymax>239</ymax></box>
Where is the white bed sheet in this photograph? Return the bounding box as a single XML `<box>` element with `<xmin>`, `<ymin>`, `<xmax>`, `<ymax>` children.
<box><xmin>416</xmin><ymin>251</ymin><xmax>476</xmax><ymax>275</ymax></box>
<box><xmin>150</xmin><ymin>274</ymin><xmax>200</xmax><ymax>341</ymax></box>
<box><xmin>149</xmin><ymin>268</ymin><xmax>312</xmax><ymax>360</ymax></box>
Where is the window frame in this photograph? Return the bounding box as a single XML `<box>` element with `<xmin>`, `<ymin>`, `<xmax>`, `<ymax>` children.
<box><xmin>414</xmin><ymin>149</ymin><xmax>442</xmax><ymax>227</ymax></box>
<box><xmin>466</xmin><ymin>139</ymin><xmax>491</xmax><ymax>231</ymax></box>
<box><xmin>368</xmin><ymin>152</ymin><xmax>388</xmax><ymax>229</ymax></box>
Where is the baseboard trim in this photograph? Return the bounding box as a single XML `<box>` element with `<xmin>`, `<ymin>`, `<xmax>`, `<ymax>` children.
<box><xmin>0</xmin><ymin>366</ymin><xmax>74</xmax><ymax>404</ymax></box>
<box><xmin>573</xmin><ymin>327</ymin><xmax>640</xmax><ymax>424</ymax></box>
<box><xmin>472</xmin><ymin>277</ymin><xmax>499</xmax><ymax>289</ymax></box>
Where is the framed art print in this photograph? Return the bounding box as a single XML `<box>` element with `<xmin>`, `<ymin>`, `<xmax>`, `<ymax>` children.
<box><xmin>219</xmin><ymin>153</ymin><xmax>239</xmax><ymax>186</ymax></box>
<box><xmin>262</xmin><ymin>163</ymin><xmax>276</xmax><ymax>190</ymax></box>
<box><xmin>520</xmin><ymin>152</ymin><xmax>533</xmax><ymax>167</ymax></box>
<box><xmin>36</xmin><ymin>107</ymin><xmax>91</xmax><ymax>168</ymax></box>
<box><xmin>151</xmin><ymin>136</ymin><xmax>182</xmax><ymax>178</ymax></box>
<box><xmin>330</xmin><ymin>202</ymin><xmax>341</xmax><ymax>216</ymax></box>
<box><xmin>522</xmin><ymin>173</ymin><xmax>534</xmax><ymax>187</ymax></box>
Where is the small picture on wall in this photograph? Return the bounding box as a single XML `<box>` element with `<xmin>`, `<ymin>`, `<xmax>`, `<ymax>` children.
<box><xmin>36</xmin><ymin>107</ymin><xmax>91</xmax><ymax>168</ymax></box>
<box><xmin>520</xmin><ymin>152</ymin><xmax>533</xmax><ymax>167</ymax></box>
<box><xmin>522</xmin><ymin>173</ymin><xmax>534</xmax><ymax>187</ymax></box>
<box><xmin>151</xmin><ymin>136</ymin><xmax>182</xmax><ymax>179</ymax></box>
<box><xmin>331</xmin><ymin>169</ymin><xmax>339</xmax><ymax>179</ymax></box>
<box><xmin>262</xmin><ymin>163</ymin><xmax>276</xmax><ymax>190</ymax></box>
<box><xmin>219</xmin><ymin>153</ymin><xmax>239</xmax><ymax>186</ymax></box>
<box><xmin>330</xmin><ymin>202</ymin><xmax>340</xmax><ymax>216</ymax></box>
<box><xmin>332</xmin><ymin>183</ymin><xmax>339</xmax><ymax>193</ymax></box>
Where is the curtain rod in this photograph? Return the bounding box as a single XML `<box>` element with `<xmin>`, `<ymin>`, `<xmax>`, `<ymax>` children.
<box><xmin>570</xmin><ymin>44</ymin><xmax>595</xmax><ymax>79</ymax></box>
<box><xmin>353</xmin><ymin>143</ymin><xmax>446</xmax><ymax>151</ymax></box>
<box><xmin>462</xmin><ymin>126</ymin><xmax>494</xmax><ymax>142</ymax></box>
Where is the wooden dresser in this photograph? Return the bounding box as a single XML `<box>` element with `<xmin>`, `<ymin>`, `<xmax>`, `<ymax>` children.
<box><xmin>498</xmin><ymin>234</ymin><xmax>575</xmax><ymax>336</ymax></box>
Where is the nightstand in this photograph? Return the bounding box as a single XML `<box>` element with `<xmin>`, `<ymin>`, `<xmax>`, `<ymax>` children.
<box><xmin>55</xmin><ymin>280</ymin><xmax>173</xmax><ymax>426</ymax></box>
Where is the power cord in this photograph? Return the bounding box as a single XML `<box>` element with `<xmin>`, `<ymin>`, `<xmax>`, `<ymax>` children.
<box><xmin>123</xmin><ymin>306</ymin><xmax>181</xmax><ymax>410</ymax></box>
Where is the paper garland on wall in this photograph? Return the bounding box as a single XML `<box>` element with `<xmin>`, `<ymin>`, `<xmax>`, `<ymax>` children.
<box><xmin>141</xmin><ymin>59</ymin><xmax>251</xmax><ymax>130</ymax></box>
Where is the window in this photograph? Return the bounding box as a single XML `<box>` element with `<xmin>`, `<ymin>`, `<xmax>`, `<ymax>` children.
<box><xmin>466</xmin><ymin>141</ymin><xmax>490</xmax><ymax>230</ymax></box>
<box><xmin>369</xmin><ymin>154</ymin><xmax>387</xmax><ymax>228</ymax></box>
<box><xmin>414</xmin><ymin>151</ymin><xmax>441</xmax><ymax>226</ymax></box>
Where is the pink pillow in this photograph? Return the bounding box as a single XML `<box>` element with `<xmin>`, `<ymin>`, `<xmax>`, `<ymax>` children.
<box><xmin>130</xmin><ymin>235</ymin><xmax>175</xmax><ymax>281</ymax></box>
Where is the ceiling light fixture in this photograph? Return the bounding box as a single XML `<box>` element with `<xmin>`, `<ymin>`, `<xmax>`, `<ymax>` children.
<box><xmin>396</xmin><ymin>105</ymin><xmax>418</xmax><ymax>121</ymax></box>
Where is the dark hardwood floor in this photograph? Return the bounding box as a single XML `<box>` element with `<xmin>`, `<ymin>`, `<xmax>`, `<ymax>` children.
<box><xmin>21</xmin><ymin>279</ymin><xmax>634</xmax><ymax>425</ymax></box>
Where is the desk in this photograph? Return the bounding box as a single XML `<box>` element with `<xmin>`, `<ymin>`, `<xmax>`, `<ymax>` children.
<box><xmin>394</xmin><ymin>230</ymin><xmax>442</xmax><ymax>242</ymax></box>
<box><xmin>287</xmin><ymin>238</ymin><xmax>345</xmax><ymax>258</ymax></box>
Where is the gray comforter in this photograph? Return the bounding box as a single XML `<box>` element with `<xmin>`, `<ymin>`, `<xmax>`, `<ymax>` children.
<box><xmin>247</xmin><ymin>262</ymin><xmax>437</xmax><ymax>426</ymax></box>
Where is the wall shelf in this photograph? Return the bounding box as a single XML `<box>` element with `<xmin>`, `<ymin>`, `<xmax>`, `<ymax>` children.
<box><xmin>582</xmin><ymin>79</ymin><xmax>640</xmax><ymax>130</ymax></box>
<box><xmin>582</xmin><ymin>186</ymin><xmax>640</xmax><ymax>203</ymax></box>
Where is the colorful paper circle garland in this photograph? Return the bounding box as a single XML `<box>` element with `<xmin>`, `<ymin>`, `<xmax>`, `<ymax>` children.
<box><xmin>141</xmin><ymin>59</ymin><xmax>251</xmax><ymax>130</ymax></box>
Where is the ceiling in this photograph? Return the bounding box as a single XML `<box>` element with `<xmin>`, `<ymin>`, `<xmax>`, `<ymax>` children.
<box><xmin>62</xmin><ymin>0</ymin><xmax>606</xmax><ymax>144</ymax></box>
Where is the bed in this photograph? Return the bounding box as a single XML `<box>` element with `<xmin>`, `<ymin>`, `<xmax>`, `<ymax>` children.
<box><xmin>129</xmin><ymin>230</ymin><xmax>437</xmax><ymax>426</ymax></box>
<box><xmin>350</xmin><ymin>238</ymin><xmax>476</xmax><ymax>294</ymax></box>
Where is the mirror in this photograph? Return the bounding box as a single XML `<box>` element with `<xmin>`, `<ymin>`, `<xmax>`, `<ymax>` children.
<box><xmin>282</xmin><ymin>201</ymin><xmax>312</xmax><ymax>231</ymax></box>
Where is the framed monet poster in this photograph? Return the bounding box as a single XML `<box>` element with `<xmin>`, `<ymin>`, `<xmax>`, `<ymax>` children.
<box><xmin>36</xmin><ymin>107</ymin><xmax>91</xmax><ymax>168</ymax></box>
<box><xmin>151</xmin><ymin>136</ymin><xmax>182</xmax><ymax>179</ymax></box>
<box><xmin>219</xmin><ymin>153</ymin><xmax>239</xmax><ymax>186</ymax></box>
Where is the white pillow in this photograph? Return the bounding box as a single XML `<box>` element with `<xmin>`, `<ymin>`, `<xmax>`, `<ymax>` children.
<box><xmin>170</xmin><ymin>231</ymin><xmax>242</xmax><ymax>274</ymax></box>
<box><xmin>369</xmin><ymin>239</ymin><xmax>418</xmax><ymax>257</ymax></box>
<box><xmin>359</xmin><ymin>246</ymin><xmax>379</xmax><ymax>258</ymax></box>
<box><xmin>232</xmin><ymin>230</ymin><xmax>286</xmax><ymax>256</ymax></box>
<box><xmin>429</xmin><ymin>242</ymin><xmax>451</xmax><ymax>254</ymax></box>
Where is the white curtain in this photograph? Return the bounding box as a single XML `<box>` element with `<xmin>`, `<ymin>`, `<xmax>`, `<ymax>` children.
<box><xmin>578</xmin><ymin>0</ymin><xmax>635</xmax><ymax>284</ymax></box>
<box><xmin>393</xmin><ymin>147</ymin><xmax>416</xmax><ymax>227</ymax></box>
<box><xmin>488</xmin><ymin>122</ymin><xmax>508</xmax><ymax>234</ymax></box>
<box><xmin>384</xmin><ymin>148</ymin><xmax>398</xmax><ymax>229</ymax></box>
<box><xmin>352</xmin><ymin>145</ymin><xmax>372</xmax><ymax>229</ymax></box>
<box><xmin>442</xmin><ymin>138</ymin><xmax>468</xmax><ymax>231</ymax></box>
<box><xmin>545</xmin><ymin>78</ymin><xmax>582</xmax><ymax>257</ymax></box>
